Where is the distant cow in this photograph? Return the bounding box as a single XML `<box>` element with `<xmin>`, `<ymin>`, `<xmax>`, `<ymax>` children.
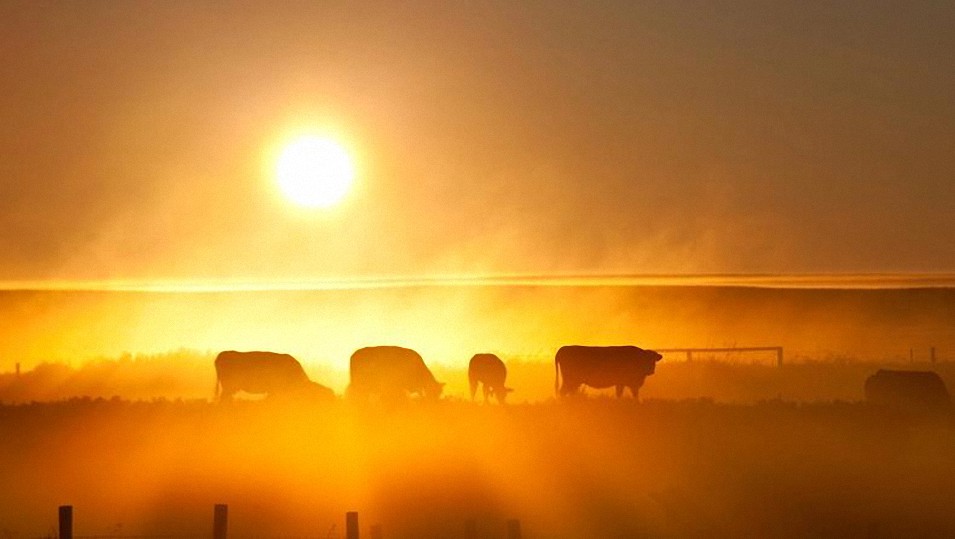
<box><xmin>214</xmin><ymin>350</ymin><xmax>334</xmax><ymax>402</ymax></box>
<box><xmin>555</xmin><ymin>345</ymin><xmax>662</xmax><ymax>399</ymax></box>
<box><xmin>864</xmin><ymin>369</ymin><xmax>951</xmax><ymax>411</ymax></box>
<box><xmin>348</xmin><ymin>346</ymin><xmax>444</xmax><ymax>402</ymax></box>
<box><xmin>468</xmin><ymin>353</ymin><xmax>512</xmax><ymax>404</ymax></box>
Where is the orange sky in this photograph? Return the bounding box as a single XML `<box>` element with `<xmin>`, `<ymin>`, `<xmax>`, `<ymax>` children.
<box><xmin>2</xmin><ymin>1</ymin><xmax>953</xmax><ymax>282</ymax></box>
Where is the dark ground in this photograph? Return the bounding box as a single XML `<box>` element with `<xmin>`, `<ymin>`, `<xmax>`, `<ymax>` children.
<box><xmin>1</xmin><ymin>398</ymin><xmax>953</xmax><ymax>538</ymax></box>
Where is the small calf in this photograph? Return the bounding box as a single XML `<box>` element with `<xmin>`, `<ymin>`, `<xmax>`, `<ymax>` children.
<box><xmin>468</xmin><ymin>353</ymin><xmax>513</xmax><ymax>404</ymax></box>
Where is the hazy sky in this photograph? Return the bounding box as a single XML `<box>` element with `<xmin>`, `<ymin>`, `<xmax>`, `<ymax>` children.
<box><xmin>2</xmin><ymin>1</ymin><xmax>953</xmax><ymax>282</ymax></box>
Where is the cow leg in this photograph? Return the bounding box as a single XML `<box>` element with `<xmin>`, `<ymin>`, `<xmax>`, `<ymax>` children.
<box><xmin>559</xmin><ymin>382</ymin><xmax>580</xmax><ymax>398</ymax></box>
<box><xmin>630</xmin><ymin>379</ymin><xmax>645</xmax><ymax>400</ymax></box>
<box><xmin>482</xmin><ymin>384</ymin><xmax>490</xmax><ymax>403</ymax></box>
<box><xmin>615</xmin><ymin>385</ymin><xmax>626</xmax><ymax>398</ymax></box>
<box><xmin>469</xmin><ymin>380</ymin><xmax>478</xmax><ymax>401</ymax></box>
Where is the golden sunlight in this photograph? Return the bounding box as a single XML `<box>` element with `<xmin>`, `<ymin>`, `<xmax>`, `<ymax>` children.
<box><xmin>275</xmin><ymin>136</ymin><xmax>356</xmax><ymax>208</ymax></box>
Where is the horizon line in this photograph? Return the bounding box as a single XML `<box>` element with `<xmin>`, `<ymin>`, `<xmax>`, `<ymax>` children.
<box><xmin>1</xmin><ymin>272</ymin><xmax>955</xmax><ymax>292</ymax></box>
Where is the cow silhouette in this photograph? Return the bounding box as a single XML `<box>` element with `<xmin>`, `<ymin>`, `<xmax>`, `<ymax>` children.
<box><xmin>555</xmin><ymin>345</ymin><xmax>662</xmax><ymax>399</ymax></box>
<box><xmin>864</xmin><ymin>369</ymin><xmax>951</xmax><ymax>411</ymax></box>
<box><xmin>214</xmin><ymin>350</ymin><xmax>334</xmax><ymax>402</ymax></box>
<box><xmin>347</xmin><ymin>346</ymin><xmax>444</xmax><ymax>402</ymax></box>
<box><xmin>468</xmin><ymin>353</ymin><xmax>512</xmax><ymax>404</ymax></box>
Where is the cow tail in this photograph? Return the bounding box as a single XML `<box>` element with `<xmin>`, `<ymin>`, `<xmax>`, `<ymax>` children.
<box><xmin>554</xmin><ymin>355</ymin><xmax>561</xmax><ymax>398</ymax></box>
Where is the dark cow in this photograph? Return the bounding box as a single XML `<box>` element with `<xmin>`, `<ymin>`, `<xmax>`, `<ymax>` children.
<box><xmin>348</xmin><ymin>346</ymin><xmax>444</xmax><ymax>401</ymax></box>
<box><xmin>555</xmin><ymin>345</ymin><xmax>662</xmax><ymax>399</ymax></box>
<box><xmin>468</xmin><ymin>353</ymin><xmax>512</xmax><ymax>404</ymax></box>
<box><xmin>214</xmin><ymin>350</ymin><xmax>334</xmax><ymax>402</ymax></box>
<box><xmin>864</xmin><ymin>369</ymin><xmax>951</xmax><ymax>411</ymax></box>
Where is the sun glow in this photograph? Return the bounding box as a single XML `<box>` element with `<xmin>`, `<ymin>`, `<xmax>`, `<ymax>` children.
<box><xmin>275</xmin><ymin>136</ymin><xmax>356</xmax><ymax>208</ymax></box>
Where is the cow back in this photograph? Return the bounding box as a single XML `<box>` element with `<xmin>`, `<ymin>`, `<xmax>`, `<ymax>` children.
<box><xmin>865</xmin><ymin>369</ymin><xmax>951</xmax><ymax>410</ymax></box>
<box><xmin>469</xmin><ymin>353</ymin><xmax>507</xmax><ymax>386</ymax></box>
<box><xmin>215</xmin><ymin>351</ymin><xmax>310</xmax><ymax>395</ymax></box>
<box><xmin>349</xmin><ymin>346</ymin><xmax>440</xmax><ymax>397</ymax></box>
<box><xmin>556</xmin><ymin>345</ymin><xmax>662</xmax><ymax>390</ymax></box>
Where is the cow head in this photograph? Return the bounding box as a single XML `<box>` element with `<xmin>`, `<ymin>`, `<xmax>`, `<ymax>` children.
<box><xmin>425</xmin><ymin>381</ymin><xmax>446</xmax><ymax>399</ymax></box>
<box><xmin>304</xmin><ymin>381</ymin><xmax>336</xmax><ymax>401</ymax></box>
<box><xmin>493</xmin><ymin>386</ymin><xmax>515</xmax><ymax>404</ymax></box>
<box><xmin>643</xmin><ymin>350</ymin><xmax>663</xmax><ymax>374</ymax></box>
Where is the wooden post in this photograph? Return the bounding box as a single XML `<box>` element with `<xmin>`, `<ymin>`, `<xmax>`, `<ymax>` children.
<box><xmin>58</xmin><ymin>505</ymin><xmax>73</xmax><ymax>539</ymax></box>
<box><xmin>213</xmin><ymin>504</ymin><xmax>228</xmax><ymax>539</ymax></box>
<box><xmin>369</xmin><ymin>524</ymin><xmax>382</xmax><ymax>539</ymax></box>
<box><xmin>346</xmin><ymin>511</ymin><xmax>359</xmax><ymax>539</ymax></box>
<box><xmin>464</xmin><ymin>519</ymin><xmax>477</xmax><ymax>539</ymax></box>
<box><xmin>15</xmin><ymin>362</ymin><xmax>20</xmax><ymax>378</ymax></box>
<box><xmin>931</xmin><ymin>347</ymin><xmax>937</xmax><ymax>364</ymax></box>
<box><xmin>686</xmin><ymin>350</ymin><xmax>693</xmax><ymax>363</ymax></box>
<box><xmin>506</xmin><ymin>518</ymin><xmax>521</xmax><ymax>539</ymax></box>
<box><xmin>776</xmin><ymin>347</ymin><xmax>784</xmax><ymax>367</ymax></box>
<box><xmin>910</xmin><ymin>348</ymin><xmax>914</xmax><ymax>363</ymax></box>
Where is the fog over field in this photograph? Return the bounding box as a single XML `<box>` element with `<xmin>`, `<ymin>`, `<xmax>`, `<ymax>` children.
<box><xmin>0</xmin><ymin>282</ymin><xmax>952</xmax><ymax>537</ymax></box>
<box><xmin>2</xmin><ymin>282</ymin><xmax>953</xmax><ymax>373</ymax></box>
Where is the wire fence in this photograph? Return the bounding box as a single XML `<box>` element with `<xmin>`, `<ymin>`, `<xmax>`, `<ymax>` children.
<box><xmin>657</xmin><ymin>346</ymin><xmax>785</xmax><ymax>366</ymax></box>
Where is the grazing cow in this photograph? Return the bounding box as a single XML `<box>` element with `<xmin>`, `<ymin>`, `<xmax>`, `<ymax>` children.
<box><xmin>348</xmin><ymin>346</ymin><xmax>444</xmax><ymax>402</ymax></box>
<box><xmin>468</xmin><ymin>353</ymin><xmax>512</xmax><ymax>404</ymax></box>
<box><xmin>555</xmin><ymin>345</ymin><xmax>662</xmax><ymax>399</ymax></box>
<box><xmin>864</xmin><ymin>369</ymin><xmax>951</xmax><ymax>411</ymax></box>
<box><xmin>214</xmin><ymin>350</ymin><xmax>334</xmax><ymax>402</ymax></box>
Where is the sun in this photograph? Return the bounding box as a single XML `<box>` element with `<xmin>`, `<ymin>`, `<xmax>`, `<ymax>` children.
<box><xmin>275</xmin><ymin>136</ymin><xmax>356</xmax><ymax>208</ymax></box>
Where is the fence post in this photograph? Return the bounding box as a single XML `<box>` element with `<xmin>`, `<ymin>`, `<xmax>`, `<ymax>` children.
<box><xmin>346</xmin><ymin>511</ymin><xmax>359</xmax><ymax>539</ymax></box>
<box><xmin>931</xmin><ymin>347</ymin><xmax>937</xmax><ymax>364</ymax></box>
<box><xmin>506</xmin><ymin>518</ymin><xmax>521</xmax><ymax>539</ymax></box>
<box><xmin>58</xmin><ymin>505</ymin><xmax>73</xmax><ymax>539</ymax></box>
<box><xmin>685</xmin><ymin>350</ymin><xmax>693</xmax><ymax>363</ymax></box>
<box><xmin>369</xmin><ymin>524</ymin><xmax>382</xmax><ymax>539</ymax></box>
<box><xmin>213</xmin><ymin>504</ymin><xmax>228</xmax><ymax>539</ymax></box>
<box><xmin>776</xmin><ymin>347</ymin><xmax>784</xmax><ymax>367</ymax></box>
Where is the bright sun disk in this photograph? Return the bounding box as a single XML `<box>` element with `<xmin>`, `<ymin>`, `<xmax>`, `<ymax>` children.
<box><xmin>276</xmin><ymin>136</ymin><xmax>355</xmax><ymax>208</ymax></box>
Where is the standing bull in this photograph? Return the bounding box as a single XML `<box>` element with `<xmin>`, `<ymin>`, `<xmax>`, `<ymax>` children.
<box><xmin>348</xmin><ymin>346</ymin><xmax>444</xmax><ymax>402</ymax></box>
<box><xmin>555</xmin><ymin>345</ymin><xmax>662</xmax><ymax>399</ymax></box>
<box><xmin>214</xmin><ymin>350</ymin><xmax>334</xmax><ymax>402</ymax></box>
<box><xmin>468</xmin><ymin>353</ymin><xmax>512</xmax><ymax>404</ymax></box>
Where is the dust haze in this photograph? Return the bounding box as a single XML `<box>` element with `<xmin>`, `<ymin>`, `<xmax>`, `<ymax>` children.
<box><xmin>2</xmin><ymin>284</ymin><xmax>952</xmax><ymax>372</ymax></box>
<box><xmin>1</xmin><ymin>284</ymin><xmax>955</xmax><ymax>536</ymax></box>
<box><xmin>3</xmin><ymin>2</ymin><xmax>955</xmax><ymax>282</ymax></box>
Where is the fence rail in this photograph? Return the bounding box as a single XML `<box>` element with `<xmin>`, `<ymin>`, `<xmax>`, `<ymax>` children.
<box><xmin>657</xmin><ymin>347</ymin><xmax>785</xmax><ymax>367</ymax></box>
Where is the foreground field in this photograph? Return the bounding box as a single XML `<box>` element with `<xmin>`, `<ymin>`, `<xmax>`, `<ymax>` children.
<box><xmin>1</xmin><ymin>399</ymin><xmax>953</xmax><ymax>538</ymax></box>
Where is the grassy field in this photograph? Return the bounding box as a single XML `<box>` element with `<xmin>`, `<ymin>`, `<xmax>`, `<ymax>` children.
<box><xmin>1</xmin><ymin>398</ymin><xmax>954</xmax><ymax>538</ymax></box>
